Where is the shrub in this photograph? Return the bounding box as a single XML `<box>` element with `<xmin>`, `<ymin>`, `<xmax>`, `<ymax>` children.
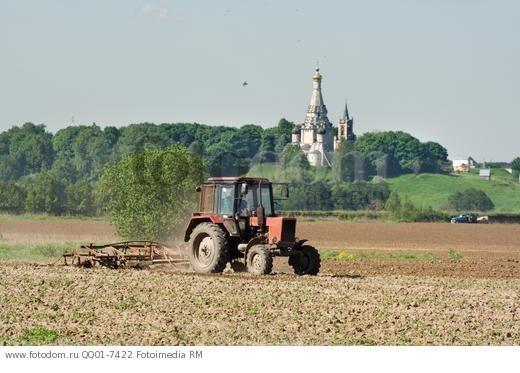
<box><xmin>512</xmin><ymin>157</ymin><xmax>520</xmax><ymax>173</ymax></box>
<box><xmin>98</xmin><ymin>146</ymin><xmax>204</xmax><ymax>241</ymax></box>
<box><xmin>447</xmin><ymin>188</ymin><xmax>494</xmax><ymax>211</ymax></box>
<box><xmin>281</xmin><ymin>181</ymin><xmax>333</xmax><ymax>211</ymax></box>
<box><xmin>65</xmin><ymin>180</ymin><xmax>97</xmax><ymax>216</ymax></box>
<box><xmin>331</xmin><ymin>182</ymin><xmax>390</xmax><ymax>211</ymax></box>
<box><xmin>447</xmin><ymin>249</ymin><xmax>462</xmax><ymax>261</ymax></box>
<box><xmin>385</xmin><ymin>191</ymin><xmax>401</xmax><ymax>213</ymax></box>
<box><xmin>22</xmin><ymin>172</ymin><xmax>66</xmax><ymax>215</ymax></box>
<box><xmin>386</xmin><ymin>194</ymin><xmax>447</xmax><ymax>222</ymax></box>
<box><xmin>0</xmin><ymin>181</ymin><xmax>26</xmax><ymax>213</ymax></box>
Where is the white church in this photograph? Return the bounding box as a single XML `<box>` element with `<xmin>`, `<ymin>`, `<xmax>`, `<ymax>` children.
<box><xmin>291</xmin><ymin>67</ymin><xmax>355</xmax><ymax>166</ymax></box>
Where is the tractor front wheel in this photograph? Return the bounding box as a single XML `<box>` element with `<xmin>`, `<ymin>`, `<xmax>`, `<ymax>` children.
<box><xmin>188</xmin><ymin>223</ymin><xmax>229</xmax><ymax>273</ymax></box>
<box><xmin>289</xmin><ymin>245</ymin><xmax>321</xmax><ymax>276</ymax></box>
<box><xmin>246</xmin><ymin>245</ymin><xmax>273</xmax><ymax>275</ymax></box>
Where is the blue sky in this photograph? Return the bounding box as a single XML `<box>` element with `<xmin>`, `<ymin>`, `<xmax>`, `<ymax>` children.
<box><xmin>1</xmin><ymin>0</ymin><xmax>519</xmax><ymax>161</ymax></box>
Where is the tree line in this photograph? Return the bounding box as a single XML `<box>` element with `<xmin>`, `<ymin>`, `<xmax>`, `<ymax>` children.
<box><xmin>0</xmin><ymin>120</ymin><xmax>456</xmax><ymax>215</ymax></box>
<box><xmin>0</xmin><ymin>120</ymin><xmax>292</xmax><ymax>184</ymax></box>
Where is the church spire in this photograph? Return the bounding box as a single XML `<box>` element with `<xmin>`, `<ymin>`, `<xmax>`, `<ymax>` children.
<box><xmin>343</xmin><ymin>100</ymin><xmax>350</xmax><ymax>121</ymax></box>
<box><xmin>308</xmin><ymin>67</ymin><xmax>325</xmax><ymax>113</ymax></box>
<box><xmin>337</xmin><ymin>99</ymin><xmax>355</xmax><ymax>142</ymax></box>
<box><xmin>296</xmin><ymin>66</ymin><xmax>334</xmax><ymax>167</ymax></box>
<box><xmin>304</xmin><ymin>67</ymin><xmax>331</xmax><ymax>128</ymax></box>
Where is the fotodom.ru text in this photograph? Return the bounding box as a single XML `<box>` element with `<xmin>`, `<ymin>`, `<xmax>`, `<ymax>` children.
<box><xmin>4</xmin><ymin>349</ymin><xmax>203</xmax><ymax>360</ymax></box>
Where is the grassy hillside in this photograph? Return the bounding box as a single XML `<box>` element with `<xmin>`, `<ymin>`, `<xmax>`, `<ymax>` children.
<box><xmin>387</xmin><ymin>170</ymin><xmax>520</xmax><ymax>213</ymax></box>
<box><xmin>248</xmin><ymin>162</ymin><xmax>520</xmax><ymax>213</ymax></box>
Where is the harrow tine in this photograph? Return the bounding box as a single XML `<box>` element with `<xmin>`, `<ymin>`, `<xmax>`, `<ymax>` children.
<box><xmin>64</xmin><ymin>240</ymin><xmax>189</xmax><ymax>269</ymax></box>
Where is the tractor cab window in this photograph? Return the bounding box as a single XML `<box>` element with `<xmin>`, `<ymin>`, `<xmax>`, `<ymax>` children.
<box><xmin>218</xmin><ymin>185</ymin><xmax>234</xmax><ymax>215</ymax></box>
<box><xmin>238</xmin><ymin>183</ymin><xmax>273</xmax><ymax>217</ymax></box>
<box><xmin>261</xmin><ymin>185</ymin><xmax>273</xmax><ymax>216</ymax></box>
<box><xmin>199</xmin><ymin>185</ymin><xmax>215</xmax><ymax>213</ymax></box>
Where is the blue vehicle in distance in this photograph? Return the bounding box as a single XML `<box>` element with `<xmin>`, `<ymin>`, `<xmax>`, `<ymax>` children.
<box><xmin>450</xmin><ymin>213</ymin><xmax>478</xmax><ymax>224</ymax></box>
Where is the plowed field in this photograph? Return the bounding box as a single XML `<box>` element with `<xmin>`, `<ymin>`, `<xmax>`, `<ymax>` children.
<box><xmin>297</xmin><ymin>221</ymin><xmax>520</xmax><ymax>253</ymax></box>
<box><xmin>0</xmin><ymin>218</ymin><xmax>519</xmax><ymax>345</ymax></box>
<box><xmin>2</xmin><ymin>219</ymin><xmax>518</xmax><ymax>278</ymax></box>
<box><xmin>0</xmin><ymin>264</ymin><xmax>518</xmax><ymax>345</ymax></box>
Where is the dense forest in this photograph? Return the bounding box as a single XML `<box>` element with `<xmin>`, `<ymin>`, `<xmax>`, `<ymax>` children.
<box><xmin>0</xmin><ymin>120</ymin><xmax>451</xmax><ymax>215</ymax></box>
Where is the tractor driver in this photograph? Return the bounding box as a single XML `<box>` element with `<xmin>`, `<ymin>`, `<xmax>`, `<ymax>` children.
<box><xmin>239</xmin><ymin>199</ymin><xmax>250</xmax><ymax>216</ymax></box>
<box><xmin>238</xmin><ymin>190</ymin><xmax>257</xmax><ymax>217</ymax></box>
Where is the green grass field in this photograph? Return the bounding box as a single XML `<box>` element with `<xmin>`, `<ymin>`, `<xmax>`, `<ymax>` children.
<box><xmin>248</xmin><ymin>163</ymin><xmax>520</xmax><ymax>213</ymax></box>
<box><xmin>320</xmin><ymin>249</ymin><xmax>463</xmax><ymax>261</ymax></box>
<box><xmin>0</xmin><ymin>214</ymin><xmax>105</xmax><ymax>221</ymax></box>
<box><xmin>0</xmin><ymin>243</ymin><xmax>74</xmax><ymax>261</ymax></box>
<box><xmin>387</xmin><ymin>170</ymin><xmax>520</xmax><ymax>213</ymax></box>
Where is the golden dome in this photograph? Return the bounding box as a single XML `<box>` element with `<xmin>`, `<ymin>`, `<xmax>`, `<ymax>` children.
<box><xmin>312</xmin><ymin>67</ymin><xmax>322</xmax><ymax>81</ymax></box>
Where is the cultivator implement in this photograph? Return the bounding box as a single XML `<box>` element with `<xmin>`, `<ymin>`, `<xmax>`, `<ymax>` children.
<box><xmin>64</xmin><ymin>176</ymin><xmax>320</xmax><ymax>275</ymax></box>
<box><xmin>63</xmin><ymin>241</ymin><xmax>188</xmax><ymax>269</ymax></box>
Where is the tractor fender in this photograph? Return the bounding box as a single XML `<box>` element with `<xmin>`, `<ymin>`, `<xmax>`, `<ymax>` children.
<box><xmin>184</xmin><ymin>216</ymin><xmax>223</xmax><ymax>242</ymax></box>
<box><xmin>244</xmin><ymin>236</ymin><xmax>267</xmax><ymax>259</ymax></box>
<box><xmin>293</xmin><ymin>239</ymin><xmax>308</xmax><ymax>250</ymax></box>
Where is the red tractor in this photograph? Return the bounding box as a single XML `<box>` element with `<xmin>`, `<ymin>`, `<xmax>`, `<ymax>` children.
<box><xmin>184</xmin><ymin>177</ymin><xmax>320</xmax><ymax>275</ymax></box>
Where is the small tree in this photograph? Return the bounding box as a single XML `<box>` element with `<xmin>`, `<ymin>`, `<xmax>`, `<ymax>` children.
<box><xmin>281</xmin><ymin>181</ymin><xmax>333</xmax><ymax>211</ymax></box>
<box><xmin>275</xmin><ymin>145</ymin><xmax>311</xmax><ymax>183</ymax></box>
<box><xmin>23</xmin><ymin>172</ymin><xmax>66</xmax><ymax>215</ymax></box>
<box><xmin>447</xmin><ymin>188</ymin><xmax>495</xmax><ymax>211</ymax></box>
<box><xmin>98</xmin><ymin>146</ymin><xmax>204</xmax><ymax>241</ymax></box>
<box><xmin>387</xmin><ymin>194</ymin><xmax>446</xmax><ymax>222</ymax></box>
<box><xmin>385</xmin><ymin>191</ymin><xmax>401</xmax><ymax>213</ymax></box>
<box><xmin>512</xmin><ymin>157</ymin><xmax>520</xmax><ymax>173</ymax></box>
<box><xmin>65</xmin><ymin>180</ymin><xmax>97</xmax><ymax>216</ymax></box>
<box><xmin>331</xmin><ymin>150</ymin><xmax>367</xmax><ymax>182</ymax></box>
<box><xmin>0</xmin><ymin>181</ymin><xmax>26</xmax><ymax>213</ymax></box>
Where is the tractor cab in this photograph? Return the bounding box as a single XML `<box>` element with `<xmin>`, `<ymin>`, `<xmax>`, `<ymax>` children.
<box><xmin>197</xmin><ymin>177</ymin><xmax>277</xmax><ymax>219</ymax></box>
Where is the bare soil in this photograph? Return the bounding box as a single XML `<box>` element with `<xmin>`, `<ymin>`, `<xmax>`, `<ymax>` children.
<box><xmin>1</xmin><ymin>219</ymin><xmax>519</xmax><ymax>345</ymax></box>
<box><xmin>2</xmin><ymin>219</ymin><xmax>519</xmax><ymax>253</ymax></box>
<box><xmin>0</xmin><ymin>264</ymin><xmax>518</xmax><ymax>345</ymax></box>
<box><xmin>295</xmin><ymin>221</ymin><xmax>520</xmax><ymax>279</ymax></box>
<box><xmin>1</xmin><ymin>219</ymin><xmax>519</xmax><ymax>279</ymax></box>
<box><xmin>316</xmin><ymin>257</ymin><xmax>519</xmax><ymax>279</ymax></box>
<box><xmin>0</xmin><ymin>219</ymin><xmax>117</xmax><ymax>244</ymax></box>
<box><xmin>297</xmin><ymin>221</ymin><xmax>520</xmax><ymax>254</ymax></box>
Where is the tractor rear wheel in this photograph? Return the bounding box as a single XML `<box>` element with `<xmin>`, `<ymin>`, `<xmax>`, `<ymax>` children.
<box><xmin>188</xmin><ymin>223</ymin><xmax>229</xmax><ymax>273</ymax></box>
<box><xmin>246</xmin><ymin>245</ymin><xmax>273</xmax><ymax>275</ymax></box>
<box><xmin>289</xmin><ymin>245</ymin><xmax>320</xmax><ymax>275</ymax></box>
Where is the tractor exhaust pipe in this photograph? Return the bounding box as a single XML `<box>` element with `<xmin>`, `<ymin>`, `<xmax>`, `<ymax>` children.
<box><xmin>257</xmin><ymin>205</ymin><xmax>266</xmax><ymax>232</ymax></box>
<box><xmin>257</xmin><ymin>179</ymin><xmax>266</xmax><ymax>231</ymax></box>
